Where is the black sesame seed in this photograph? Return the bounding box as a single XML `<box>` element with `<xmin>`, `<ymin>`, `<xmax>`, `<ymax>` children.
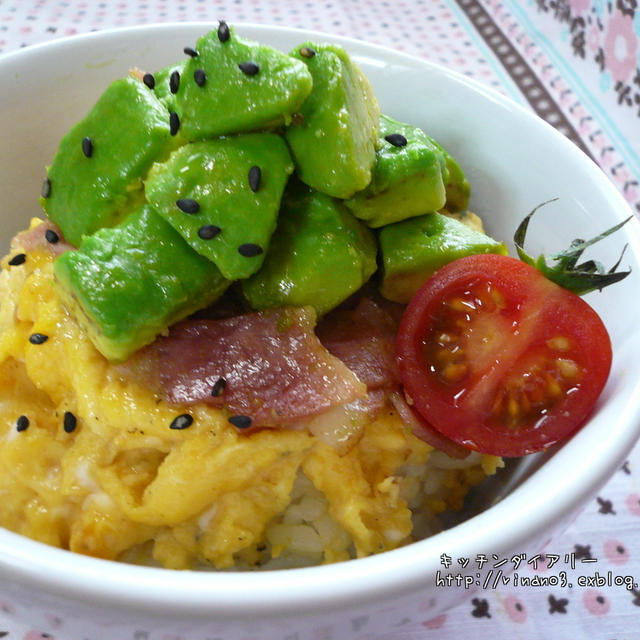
<box><xmin>142</xmin><ymin>72</ymin><xmax>155</xmax><ymax>89</ymax></box>
<box><xmin>169</xmin><ymin>70</ymin><xmax>180</xmax><ymax>94</ymax></box>
<box><xmin>63</xmin><ymin>411</ymin><xmax>77</xmax><ymax>433</ymax></box>
<box><xmin>176</xmin><ymin>198</ymin><xmax>200</xmax><ymax>214</ymax></box>
<box><xmin>169</xmin><ymin>111</ymin><xmax>180</xmax><ymax>136</ymax></box>
<box><xmin>193</xmin><ymin>68</ymin><xmax>206</xmax><ymax>87</ymax></box>
<box><xmin>16</xmin><ymin>415</ymin><xmax>29</xmax><ymax>432</ymax></box>
<box><xmin>228</xmin><ymin>415</ymin><xmax>252</xmax><ymax>429</ymax></box>
<box><xmin>210</xmin><ymin>377</ymin><xmax>227</xmax><ymax>397</ymax></box>
<box><xmin>299</xmin><ymin>46</ymin><xmax>316</xmax><ymax>58</ymax></box>
<box><xmin>28</xmin><ymin>333</ymin><xmax>49</xmax><ymax>345</ymax></box>
<box><xmin>248</xmin><ymin>165</ymin><xmax>261</xmax><ymax>192</ymax></box>
<box><xmin>183</xmin><ymin>46</ymin><xmax>198</xmax><ymax>58</ymax></box>
<box><xmin>238</xmin><ymin>61</ymin><xmax>259</xmax><ymax>76</ymax></box>
<box><xmin>8</xmin><ymin>253</ymin><xmax>26</xmax><ymax>266</ymax></box>
<box><xmin>45</xmin><ymin>228</ymin><xmax>59</xmax><ymax>244</ymax></box>
<box><xmin>41</xmin><ymin>177</ymin><xmax>51</xmax><ymax>199</ymax></box>
<box><xmin>170</xmin><ymin>413</ymin><xmax>194</xmax><ymax>430</ymax></box>
<box><xmin>217</xmin><ymin>20</ymin><xmax>230</xmax><ymax>43</ymax></box>
<box><xmin>384</xmin><ymin>133</ymin><xmax>408</xmax><ymax>147</ymax></box>
<box><xmin>198</xmin><ymin>224</ymin><xmax>221</xmax><ymax>240</ymax></box>
<box><xmin>237</xmin><ymin>243</ymin><xmax>263</xmax><ymax>257</ymax></box>
<box><xmin>81</xmin><ymin>136</ymin><xmax>93</xmax><ymax>158</ymax></box>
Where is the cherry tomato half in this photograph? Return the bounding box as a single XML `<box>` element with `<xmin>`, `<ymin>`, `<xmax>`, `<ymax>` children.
<box><xmin>395</xmin><ymin>254</ymin><xmax>612</xmax><ymax>457</ymax></box>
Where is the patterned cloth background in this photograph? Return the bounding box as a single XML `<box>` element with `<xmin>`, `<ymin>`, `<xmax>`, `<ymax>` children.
<box><xmin>0</xmin><ymin>1</ymin><xmax>638</xmax><ymax>639</ymax></box>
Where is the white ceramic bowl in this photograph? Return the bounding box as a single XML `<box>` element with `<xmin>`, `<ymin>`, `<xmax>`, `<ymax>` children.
<box><xmin>1</xmin><ymin>22</ymin><xmax>640</xmax><ymax>640</ymax></box>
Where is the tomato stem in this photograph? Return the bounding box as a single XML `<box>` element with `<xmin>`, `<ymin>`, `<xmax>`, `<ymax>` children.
<box><xmin>513</xmin><ymin>199</ymin><xmax>632</xmax><ymax>295</ymax></box>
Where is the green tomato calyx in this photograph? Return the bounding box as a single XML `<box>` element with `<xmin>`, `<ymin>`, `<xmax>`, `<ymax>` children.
<box><xmin>514</xmin><ymin>198</ymin><xmax>632</xmax><ymax>295</ymax></box>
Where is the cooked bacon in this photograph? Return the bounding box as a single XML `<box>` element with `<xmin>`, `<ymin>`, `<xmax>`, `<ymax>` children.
<box><xmin>128</xmin><ymin>67</ymin><xmax>146</xmax><ymax>82</ymax></box>
<box><xmin>316</xmin><ymin>296</ymin><xmax>404</xmax><ymax>391</ymax></box>
<box><xmin>12</xmin><ymin>220</ymin><xmax>72</xmax><ymax>256</ymax></box>
<box><xmin>302</xmin><ymin>389</ymin><xmax>387</xmax><ymax>453</ymax></box>
<box><xmin>127</xmin><ymin>293</ymin><xmax>470</xmax><ymax>457</ymax></box>
<box><xmin>130</xmin><ymin>306</ymin><xmax>367</xmax><ymax>427</ymax></box>
<box><xmin>318</xmin><ymin>297</ymin><xmax>470</xmax><ymax>458</ymax></box>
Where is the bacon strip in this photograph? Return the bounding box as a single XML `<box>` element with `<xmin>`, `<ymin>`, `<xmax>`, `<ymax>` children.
<box><xmin>318</xmin><ymin>296</ymin><xmax>470</xmax><ymax>457</ymax></box>
<box><xmin>12</xmin><ymin>220</ymin><xmax>72</xmax><ymax>256</ymax></box>
<box><xmin>316</xmin><ymin>296</ymin><xmax>403</xmax><ymax>391</ymax></box>
<box><xmin>126</xmin><ymin>293</ymin><xmax>471</xmax><ymax>457</ymax></box>
<box><xmin>130</xmin><ymin>306</ymin><xmax>367</xmax><ymax>427</ymax></box>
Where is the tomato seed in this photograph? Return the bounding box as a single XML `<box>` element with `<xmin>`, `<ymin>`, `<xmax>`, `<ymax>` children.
<box><xmin>507</xmin><ymin>394</ymin><xmax>519</xmax><ymax>420</ymax></box>
<box><xmin>442</xmin><ymin>362</ymin><xmax>467</xmax><ymax>382</ymax></box>
<box><xmin>545</xmin><ymin>374</ymin><xmax>562</xmax><ymax>398</ymax></box>
<box><xmin>448</xmin><ymin>297</ymin><xmax>467</xmax><ymax>312</ymax></box>
<box><xmin>546</xmin><ymin>336</ymin><xmax>570</xmax><ymax>351</ymax></box>
<box><xmin>489</xmin><ymin>287</ymin><xmax>506</xmax><ymax>309</ymax></box>
<box><xmin>556</xmin><ymin>358</ymin><xmax>579</xmax><ymax>379</ymax></box>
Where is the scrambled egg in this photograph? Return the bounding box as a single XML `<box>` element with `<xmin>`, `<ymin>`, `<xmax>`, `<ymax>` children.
<box><xmin>0</xmin><ymin>220</ymin><xmax>501</xmax><ymax>569</ymax></box>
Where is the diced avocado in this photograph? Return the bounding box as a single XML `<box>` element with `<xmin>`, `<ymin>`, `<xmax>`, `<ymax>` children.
<box><xmin>145</xmin><ymin>133</ymin><xmax>294</xmax><ymax>280</ymax></box>
<box><xmin>54</xmin><ymin>205</ymin><xmax>229</xmax><ymax>362</ymax></box>
<box><xmin>41</xmin><ymin>76</ymin><xmax>180</xmax><ymax>246</ymax></box>
<box><xmin>174</xmin><ymin>26</ymin><xmax>313</xmax><ymax>140</ymax></box>
<box><xmin>285</xmin><ymin>42</ymin><xmax>379</xmax><ymax>199</ymax></box>
<box><xmin>378</xmin><ymin>212</ymin><xmax>508</xmax><ymax>303</ymax></box>
<box><xmin>344</xmin><ymin>114</ymin><xmax>447</xmax><ymax>227</ymax></box>
<box><xmin>241</xmin><ymin>182</ymin><xmax>377</xmax><ymax>315</ymax></box>
<box><xmin>427</xmin><ymin>136</ymin><xmax>470</xmax><ymax>212</ymax></box>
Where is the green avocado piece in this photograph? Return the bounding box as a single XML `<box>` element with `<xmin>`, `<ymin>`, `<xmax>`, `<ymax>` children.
<box><xmin>378</xmin><ymin>212</ymin><xmax>508</xmax><ymax>303</ymax></box>
<box><xmin>285</xmin><ymin>42</ymin><xmax>379</xmax><ymax>199</ymax></box>
<box><xmin>174</xmin><ymin>26</ymin><xmax>312</xmax><ymax>140</ymax></box>
<box><xmin>427</xmin><ymin>136</ymin><xmax>470</xmax><ymax>212</ymax></box>
<box><xmin>54</xmin><ymin>205</ymin><xmax>229</xmax><ymax>362</ymax></box>
<box><xmin>145</xmin><ymin>134</ymin><xmax>294</xmax><ymax>280</ymax></box>
<box><xmin>344</xmin><ymin>114</ymin><xmax>447</xmax><ymax>227</ymax></box>
<box><xmin>41</xmin><ymin>76</ymin><xmax>180</xmax><ymax>246</ymax></box>
<box><xmin>241</xmin><ymin>183</ymin><xmax>377</xmax><ymax>315</ymax></box>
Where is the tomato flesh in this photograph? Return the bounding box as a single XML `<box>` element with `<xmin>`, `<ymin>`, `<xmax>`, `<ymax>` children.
<box><xmin>396</xmin><ymin>254</ymin><xmax>612</xmax><ymax>457</ymax></box>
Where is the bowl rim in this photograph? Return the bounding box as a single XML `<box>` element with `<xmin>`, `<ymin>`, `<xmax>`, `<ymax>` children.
<box><xmin>1</xmin><ymin>20</ymin><xmax>640</xmax><ymax>620</ymax></box>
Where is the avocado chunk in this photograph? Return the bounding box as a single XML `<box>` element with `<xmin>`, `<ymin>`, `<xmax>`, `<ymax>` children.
<box><xmin>241</xmin><ymin>183</ymin><xmax>377</xmax><ymax>315</ymax></box>
<box><xmin>41</xmin><ymin>76</ymin><xmax>180</xmax><ymax>246</ymax></box>
<box><xmin>54</xmin><ymin>205</ymin><xmax>229</xmax><ymax>362</ymax></box>
<box><xmin>427</xmin><ymin>136</ymin><xmax>470</xmax><ymax>212</ymax></box>
<box><xmin>174</xmin><ymin>26</ymin><xmax>312</xmax><ymax>140</ymax></box>
<box><xmin>378</xmin><ymin>212</ymin><xmax>508</xmax><ymax>303</ymax></box>
<box><xmin>285</xmin><ymin>42</ymin><xmax>379</xmax><ymax>199</ymax></box>
<box><xmin>145</xmin><ymin>133</ymin><xmax>294</xmax><ymax>280</ymax></box>
<box><xmin>344</xmin><ymin>114</ymin><xmax>447</xmax><ymax>227</ymax></box>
